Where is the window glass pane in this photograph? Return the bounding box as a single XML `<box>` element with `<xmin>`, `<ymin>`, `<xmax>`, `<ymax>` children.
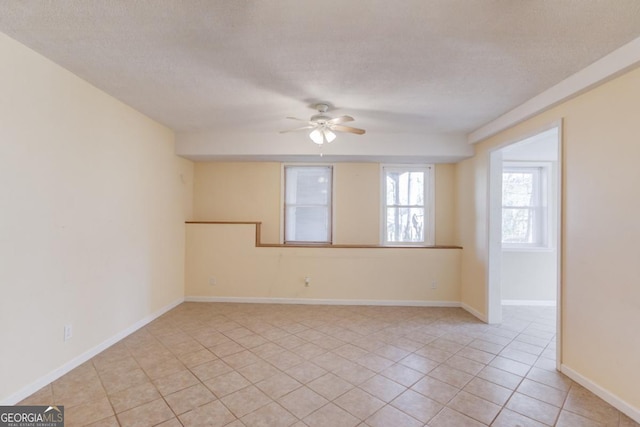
<box><xmin>502</xmin><ymin>207</ymin><xmax>534</xmax><ymax>243</ymax></box>
<box><xmin>503</xmin><ymin>172</ymin><xmax>534</xmax><ymax>207</ymax></box>
<box><xmin>285</xmin><ymin>167</ymin><xmax>330</xmax><ymax>205</ymax></box>
<box><xmin>385</xmin><ymin>207</ymin><xmax>424</xmax><ymax>243</ymax></box>
<box><xmin>286</xmin><ymin>206</ymin><xmax>329</xmax><ymax>242</ymax></box>
<box><xmin>385</xmin><ymin>171</ymin><xmax>425</xmax><ymax>206</ymax></box>
<box><xmin>284</xmin><ymin>166</ymin><xmax>332</xmax><ymax>243</ymax></box>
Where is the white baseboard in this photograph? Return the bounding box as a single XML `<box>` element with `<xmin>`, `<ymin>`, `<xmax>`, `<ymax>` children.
<box><xmin>461</xmin><ymin>303</ymin><xmax>488</xmax><ymax>323</ymax></box>
<box><xmin>501</xmin><ymin>299</ymin><xmax>557</xmax><ymax>307</ymax></box>
<box><xmin>560</xmin><ymin>364</ymin><xmax>640</xmax><ymax>423</ymax></box>
<box><xmin>2</xmin><ymin>297</ymin><xmax>184</xmax><ymax>406</ymax></box>
<box><xmin>185</xmin><ymin>295</ymin><xmax>461</xmax><ymax>308</ymax></box>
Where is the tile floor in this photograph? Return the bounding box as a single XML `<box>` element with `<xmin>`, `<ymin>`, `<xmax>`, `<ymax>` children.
<box><xmin>19</xmin><ymin>303</ymin><xmax>639</xmax><ymax>427</ymax></box>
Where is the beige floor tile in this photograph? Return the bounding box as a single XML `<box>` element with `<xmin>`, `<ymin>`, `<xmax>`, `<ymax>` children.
<box><xmin>429</xmin><ymin>365</ymin><xmax>474</xmax><ymax>389</ymax></box>
<box><xmin>311</xmin><ymin>352</ymin><xmax>351</xmax><ymax>372</ymax></box>
<box><xmin>506</xmin><ymin>392</ymin><xmax>560</xmax><ymax>426</ymax></box>
<box><xmin>266</xmin><ymin>350</ymin><xmax>305</xmax><ymax>370</ymax></box>
<box><xmin>256</xmin><ymin>372</ymin><xmax>303</xmax><ymax>399</ymax></box>
<box><xmin>304</xmin><ymin>402</ymin><xmax>359</xmax><ymax>427</ymax></box>
<box><xmin>108</xmin><ymin>381</ymin><xmax>160</xmax><ymax>413</ymax></box>
<box><xmin>374</xmin><ymin>344</ymin><xmax>410</xmax><ymax>362</ymax></box>
<box><xmin>156</xmin><ymin>419</ymin><xmax>183</xmax><ymax>427</ymax></box>
<box><xmin>365</xmin><ymin>405</ymin><xmax>422</xmax><ymax>427</ymax></box>
<box><xmin>242</xmin><ymin>401</ymin><xmax>298</xmax><ymax>427</ymax></box>
<box><xmin>359</xmin><ymin>375</ymin><xmax>406</xmax><ymax>402</ymax></box>
<box><xmin>525</xmin><ymin>367</ymin><xmax>572</xmax><ymax>392</ymax></box>
<box><xmin>222</xmin><ymin>385</ymin><xmax>273</xmax><ymax>418</ymax></box>
<box><xmin>390</xmin><ymin>389</ymin><xmax>442</xmax><ymax>423</ymax></box>
<box><xmin>286</xmin><ymin>361</ymin><xmax>327</xmax><ymax>384</ymax></box>
<box><xmin>334</xmin><ymin>344</ymin><xmax>369</xmax><ymax>361</ymax></box>
<box><xmin>205</xmin><ymin>370</ymin><xmax>251</xmax><ymax>397</ymax></box>
<box><xmin>620</xmin><ymin>413</ymin><xmax>640</xmax><ymax>427</ymax></box>
<box><xmin>165</xmin><ymin>383</ymin><xmax>216</xmax><ymax>415</ymax></box>
<box><xmin>355</xmin><ymin>353</ymin><xmax>395</xmax><ymax>372</ymax></box>
<box><xmin>292</xmin><ymin>342</ymin><xmax>329</xmax><ymax>360</ymax></box>
<box><xmin>556</xmin><ymin>410</ymin><xmax>606</xmax><ymax>427</ymax></box>
<box><xmin>153</xmin><ymin>369</ymin><xmax>200</xmax><ymax>395</ymax></box>
<box><xmin>191</xmin><ymin>359</ymin><xmax>234</xmax><ymax>382</ymax></box>
<box><xmin>445</xmin><ymin>355</ymin><xmax>486</xmax><ymax>376</ymax></box>
<box><xmin>116</xmin><ymin>398</ymin><xmax>175</xmax><ymax>427</ymax></box>
<box><xmin>177</xmin><ymin>348</ymin><xmax>217</xmax><ymax>368</ymax></box>
<box><xmin>333</xmin><ymin>363</ymin><xmax>377</xmax><ymax>385</ymax></box>
<box><xmin>237</xmin><ymin>360</ymin><xmax>282</xmax><ymax>383</ymax></box>
<box><xmin>223</xmin><ymin>349</ymin><xmax>262</xmax><ymax>369</ymax></box>
<box><xmin>476</xmin><ymin>365</ymin><xmax>523</xmax><ymax>390</ymax></box>
<box><xmin>427</xmin><ymin>407</ymin><xmax>486</xmax><ymax>427</ymax></box>
<box><xmin>491</xmin><ymin>408</ymin><xmax>547</xmax><ymax>427</ymax></box>
<box><xmin>333</xmin><ymin>388</ymin><xmax>385</xmax><ymax>420</ymax></box>
<box><xmin>411</xmin><ymin>375</ymin><xmax>459</xmax><ymax>404</ymax></box>
<box><xmin>251</xmin><ymin>342</ymin><xmax>287</xmax><ymax>359</ymax></box>
<box><xmin>447</xmin><ymin>390</ymin><xmax>501</xmax><ymax>424</ymax></box>
<box><xmin>65</xmin><ymin>397</ymin><xmax>114</xmax><ymax>427</ymax></box>
<box><xmin>399</xmin><ymin>353</ymin><xmax>440</xmax><ymax>374</ymax></box>
<box><xmin>455</xmin><ymin>346</ymin><xmax>496</xmax><ymax>365</ymax></box>
<box><xmin>307</xmin><ymin>372</ymin><xmax>353</xmax><ymax>400</ymax></box>
<box><xmin>179</xmin><ymin>400</ymin><xmax>237</xmax><ymax>427</ymax></box>
<box><xmin>380</xmin><ymin>364</ymin><xmax>424</xmax><ymax>387</ymax></box>
<box><xmin>86</xmin><ymin>416</ymin><xmax>120</xmax><ymax>427</ymax></box>
<box><xmin>414</xmin><ymin>344</ymin><xmax>454</xmax><ymax>363</ymax></box>
<box><xmin>489</xmin><ymin>356</ymin><xmax>532</xmax><ymax>377</ymax></box>
<box><xmin>563</xmin><ymin>384</ymin><xmax>621</xmax><ymax>425</ymax></box>
<box><xmin>278</xmin><ymin>386</ymin><xmax>329</xmax><ymax>419</ymax></box>
<box><xmin>463</xmin><ymin>377</ymin><xmax>512</xmax><ymax>406</ymax></box>
<box><xmin>516</xmin><ymin>378</ymin><xmax>567</xmax><ymax>408</ymax></box>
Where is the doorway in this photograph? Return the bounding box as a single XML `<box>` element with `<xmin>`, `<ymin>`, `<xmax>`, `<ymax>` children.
<box><xmin>487</xmin><ymin>123</ymin><xmax>562</xmax><ymax>365</ymax></box>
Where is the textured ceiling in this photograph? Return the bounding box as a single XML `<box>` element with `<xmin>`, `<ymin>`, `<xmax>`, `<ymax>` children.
<box><xmin>1</xmin><ymin>1</ymin><xmax>640</xmax><ymax>157</ymax></box>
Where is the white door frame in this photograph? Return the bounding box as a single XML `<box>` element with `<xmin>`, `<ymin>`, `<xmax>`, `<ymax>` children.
<box><xmin>486</xmin><ymin>120</ymin><xmax>563</xmax><ymax>367</ymax></box>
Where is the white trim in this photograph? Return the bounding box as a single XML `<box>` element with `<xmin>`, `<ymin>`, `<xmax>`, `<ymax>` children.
<box><xmin>561</xmin><ymin>364</ymin><xmax>640</xmax><ymax>423</ymax></box>
<box><xmin>501</xmin><ymin>299</ymin><xmax>557</xmax><ymax>307</ymax></box>
<box><xmin>468</xmin><ymin>36</ymin><xmax>640</xmax><ymax>144</ymax></box>
<box><xmin>185</xmin><ymin>295</ymin><xmax>460</xmax><ymax>307</ymax></box>
<box><xmin>461</xmin><ymin>303</ymin><xmax>488</xmax><ymax>323</ymax></box>
<box><xmin>1</xmin><ymin>297</ymin><xmax>184</xmax><ymax>406</ymax></box>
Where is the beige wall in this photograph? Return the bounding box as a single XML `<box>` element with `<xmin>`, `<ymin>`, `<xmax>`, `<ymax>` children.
<box><xmin>0</xmin><ymin>34</ymin><xmax>193</xmax><ymax>403</ymax></box>
<box><xmin>193</xmin><ymin>162</ymin><xmax>456</xmax><ymax>245</ymax></box>
<box><xmin>185</xmin><ymin>223</ymin><xmax>461</xmax><ymax>303</ymax></box>
<box><xmin>456</xmin><ymin>67</ymin><xmax>640</xmax><ymax>410</ymax></box>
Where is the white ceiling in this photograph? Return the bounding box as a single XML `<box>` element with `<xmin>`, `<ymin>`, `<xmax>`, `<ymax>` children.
<box><xmin>2</xmin><ymin>1</ymin><xmax>640</xmax><ymax>162</ymax></box>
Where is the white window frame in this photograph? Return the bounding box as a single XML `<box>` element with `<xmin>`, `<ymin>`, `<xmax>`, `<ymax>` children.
<box><xmin>380</xmin><ymin>164</ymin><xmax>435</xmax><ymax>246</ymax></box>
<box><xmin>281</xmin><ymin>164</ymin><xmax>333</xmax><ymax>244</ymax></box>
<box><xmin>501</xmin><ymin>162</ymin><xmax>551</xmax><ymax>250</ymax></box>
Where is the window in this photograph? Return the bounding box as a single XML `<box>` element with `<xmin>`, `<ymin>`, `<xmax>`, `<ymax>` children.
<box><xmin>382</xmin><ymin>165</ymin><xmax>434</xmax><ymax>246</ymax></box>
<box><xmin>284</xmin><ymin>165</ymin><xmax>332</xmax><ymax>244</ymax></box>
<box><xmin>502</xmin><ymin>163</ymin><xmax>549</xmax><ymax>248</ymax></box>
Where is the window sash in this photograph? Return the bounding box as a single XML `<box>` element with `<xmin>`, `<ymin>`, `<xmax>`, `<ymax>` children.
<box><xmin>501</xmin><ymin>165</ymin><xmax>547</xmax><ymax>247</ymax></box>
<box><xmin>284</xmin><ymin>166</ymin><xmax>332</xmax><ymax>244</ymax></box>
<box><xmin>382</xmin><ymin>165</ymin><xmax>433</xmax><ymax>246</ymax></box>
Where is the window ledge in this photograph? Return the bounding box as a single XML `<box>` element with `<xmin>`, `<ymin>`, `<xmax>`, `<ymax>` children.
<box><xmin>186</xmin><ymin>221</ymin><xmax>462</xmax><ymax>249</ymax></box>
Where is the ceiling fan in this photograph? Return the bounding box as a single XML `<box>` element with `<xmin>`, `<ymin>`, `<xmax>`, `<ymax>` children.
<box><xmin>280</xmin><ymin>103</ymin><xmax>366</xmax><ymax>145</ymax></box>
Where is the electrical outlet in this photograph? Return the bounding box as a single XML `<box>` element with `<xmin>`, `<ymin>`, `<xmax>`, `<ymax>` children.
<box><xmin>304</xmin><ymin>277</ymin><xmax>311</xmax><ymax>287</ymax></box>
<box><xmin>209</xmin><ymin>277</ymin><xmax>217</xmax><ymax>286</ymax></box>
<box><xmin>431</xmin><ymin>280</ymin><xmax>438</xmax><ymax>289</ymax></box>
<box><xmin>64</xmin><ymin>324</ymin><xmax>73</xmax><ymax>341</ymax></box>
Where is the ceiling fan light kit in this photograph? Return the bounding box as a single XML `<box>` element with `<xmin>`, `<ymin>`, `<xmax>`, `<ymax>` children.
<box><xmin>281</xmin><ymin>103</ymin><xmax>366</xmax><ymax>146</ymax></box>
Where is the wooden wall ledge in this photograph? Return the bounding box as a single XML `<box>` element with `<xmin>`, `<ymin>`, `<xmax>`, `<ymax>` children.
<box><xmin>186</xmin><ymin>221</ymin><xmax>462</xmax><ymax>249</ymax></box>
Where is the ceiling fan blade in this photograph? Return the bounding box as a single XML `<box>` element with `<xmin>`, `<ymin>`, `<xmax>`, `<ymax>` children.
<box><xmin>279</xmin><ymin>125</ymin><xmax>316</xmax><ymax>134</ymax></box>
<box><xmin>330</xmin><ymin>124</ymin><xmax>366</xmax><ymax>135</ymax></box>
<box><xmin>327</xmin><ymin>115</ymin><xmax>354</xmax><ymax>125</ymax></box>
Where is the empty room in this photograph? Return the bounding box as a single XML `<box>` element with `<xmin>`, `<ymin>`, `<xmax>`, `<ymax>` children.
<box><xmin>1</xmin><ymin>2</ymin><xmax>639</xmax><ymax>426</ymax></box>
